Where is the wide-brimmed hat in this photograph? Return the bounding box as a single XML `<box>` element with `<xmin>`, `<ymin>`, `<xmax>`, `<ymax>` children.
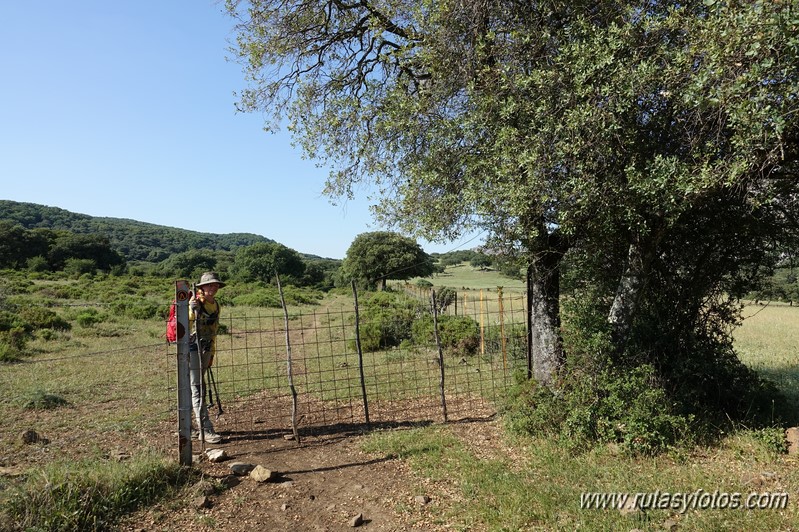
<box><xmin>197</xmin><ymin>271</ymin><xmax>225</xmax><ymax>288</ymax></box>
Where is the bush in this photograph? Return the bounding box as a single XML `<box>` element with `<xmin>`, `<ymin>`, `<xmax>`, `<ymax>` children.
<box><xmin>411</xmin><ymin>315</ymin><xmax>480</xmax><ymax>354</ymax></box>
<box><xmin>351</xmin><ymin>292</ymin><xmax>423</xmax><ymax>352</ymax></box>
<box><xmin>483</xmin><ymin>323</ymin><xmax>527</xmax><ymax>361</ymax></box>
<box><xmin>20</xmin><ymin>389</ymin><xmax>70</xmax><ymax>410</ymax></box>
<box><xmin>18</xmin><ymin>307</ymin><xmax>71</xmax><ymax>331</ymax></box>
<box><xmin>64</xmin><ymin>258</ymin><xmax>97</xmax><ymax>277</ymax></box>
<box><xmin>0</xmin><ymin>310</ymin><xmax>27</xmax><ymax>332</ymax></box>
<box><xmin>0</xmin><ymin>334</ymin><xmax>26</xmax><ymax>362</ymax></box>
<box><xmin>750</xmin><ymin>426</ymin><xmax>788</xmax><ymax>455</ymax></box>
<box><xmin>108</xmin><ymin>300</ymin><xmax>160</xmax><ymax>320</ymax></box>
<box><xmin>26</xmin><ymin>256</ymin><xmax>50</xmax><ymax>272</ymax></box>
<box><xmin>504</xmin><ymin>363</ymin><xmax>692</xmax><ymax>455</ymax></box>
<box><xmin>432</xmin><ymin>286</ymin><xmax>456</xmax><ymax>313</ymax></box>
<box><xmin>75</xmin><ymin>308</ymin><xmax>106</xmax><ymax>328</ymax></box>
<box><xmin>233</xmin><ymin>288</ymin><xmax>281</xmax><ymax>308</ymax></box>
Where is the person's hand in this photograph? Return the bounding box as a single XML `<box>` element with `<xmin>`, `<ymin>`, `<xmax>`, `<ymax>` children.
<box><xmin>189</xmin><ymin>299</ymin><xmax>199</xmax><ymax>311</ymax></box>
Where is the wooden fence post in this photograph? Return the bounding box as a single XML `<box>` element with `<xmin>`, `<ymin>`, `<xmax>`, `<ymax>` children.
<box><xmin>276</xmin><ymin>272</ymin><xmax>301</xmax><ymax>444</ymax></box>
<box><xmin>431</xmin><ymin>290</ymin><xmax>448</xmax><ymax>422</ymax></box>
<box><xmin>351</xmin><ymin>280</ymin><xmax>370</xmax><ymax>425</ymax></box>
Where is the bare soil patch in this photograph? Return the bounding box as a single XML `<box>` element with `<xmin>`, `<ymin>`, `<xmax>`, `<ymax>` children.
<box><xmin>119</xmin><ymin>420</ymin><xmax>475</xmax><ymax>532</ymax></box>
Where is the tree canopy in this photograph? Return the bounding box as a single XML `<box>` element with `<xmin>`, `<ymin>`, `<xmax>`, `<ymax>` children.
<box><xmin>227</xmin><ymin>0</ymin><xmax>799</xmax><ymax>435</ymax></box>
<box><xmin>341</xmin><ymin>231</ymin><xmax>434</xmax><ymax>290</ymax></box>
<box><xmin>233</xmin><ymin>242</ymin><xmax>307</xmax><ymax>284</ymax></box>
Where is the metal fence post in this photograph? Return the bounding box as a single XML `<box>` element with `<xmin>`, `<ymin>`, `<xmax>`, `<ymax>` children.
<box><xmin>175</xmin><ymin>280</ymin><xmax>192</xmax><ymax>465</ymax></box>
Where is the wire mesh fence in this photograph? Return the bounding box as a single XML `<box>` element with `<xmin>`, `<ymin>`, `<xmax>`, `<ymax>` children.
<box><xmin>3</xmin><ymin>286</ymin><xmax>530</xmax><ymax>460</ymax></box>
<box><xmin>170</xmin><ymin>286</ymin><xmax>530</xmax><ymax>449</ymax></box>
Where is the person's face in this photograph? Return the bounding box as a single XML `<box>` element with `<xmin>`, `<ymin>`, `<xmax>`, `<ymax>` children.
<box><xmin>202</xmin><ymin>283</ymin><xmax>220</xmax><ymax>296</ymax></box>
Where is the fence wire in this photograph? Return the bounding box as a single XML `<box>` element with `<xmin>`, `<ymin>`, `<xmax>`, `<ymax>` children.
<box><xmin>168</xmin><ymin>287</ymin><xmax>530</xmax><ymax>448</ymax></box>
<box><xmin>4</xmin><ymin>287</ymin><xmax>530</xmax><ymax>458</ymax></box>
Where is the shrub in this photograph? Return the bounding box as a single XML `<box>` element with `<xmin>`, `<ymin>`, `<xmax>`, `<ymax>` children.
<box><xmin>18</xmin><ymin>307</ymin><xmax>71</xmax><ymax>331</ymax></box>
<box><xmin>281</xmin><ymin>286</ymin><xmax>324</xmax><ymax>305</ymax></box>
<box><xmin>750</xmin><ymin>426</ymin><xmax>788</xmax><ymax>455</ymax></box>
<box><xmin>504</xmin><ymin>363</ymin><xmax>693</xmax><ymax>455</ymax></box>
<box><xmin>109</xmin><ymin>300</ymin><xmax>160</xmax><ymax>320</ymax></box>
<box><xmin>233</xmin><ymin>288</ymin><xmax>281</xmax><ymax>308</ymax></box>
<box><xmin>232</xmin><ymin>286</ymin><xmax>323</xmax><ymax>308</ymax></box>
<box><xmin>351</xmin><ymin>292</ymin><xmax>423</xmax><ymax>352</ymax></box>
<box><xmin>64</xmin><ymin>258</ymin><xmax>97</xmax><ymax>277</ymax></box>
<box><xmin>411</xmin><ymin>315</ymin><xmax>480</xmax><ymax>354</ymax></box>
<box><xmin>75</xmin><ymin>308</ymin><xmax>105</xmax><ymax>328</ymax></box>
<box><xmin>26</xmin><ymin>256</ymin><xmax>50</xmax><ymax>272</ymax></box>
<box><xmin>433</xmin><ymin>286</ymin><xmax>457</xmax><ymax>313</ymax></box>
<box><xmin>20</xmin><ymin>389</ymin><xmax>70</xmax><ymax>410</ymax></box>
<box><xmin>0</xmin><ymin>310</ymin><xmax>27</xmax><ymax>332</ymax></box>
<box><xmin>39</xmin><ymin>285</ymin><xmax>81</xmax><ymax>300</ymax></box>
<box><xmin>483</xmin><ymin>323</ymin><xmax>527</xmax><ymax>361</ymax></box>
<box><xmin>0</xmin><ymin>334</ymin><xmax>26</xmax><ymax>362</ymax></box>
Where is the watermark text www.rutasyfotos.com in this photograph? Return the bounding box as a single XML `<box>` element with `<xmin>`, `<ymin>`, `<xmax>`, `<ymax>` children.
<box><xmin>580</xmin><ymin>490</ymin><xmax>789</xmax><ymax>513</ymax></box>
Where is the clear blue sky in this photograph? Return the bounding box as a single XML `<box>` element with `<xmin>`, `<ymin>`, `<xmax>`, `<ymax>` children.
<box><xmin>0</xmin><ymin>1</ymin><xmax>480</xmax><ymax>259</ymax></box>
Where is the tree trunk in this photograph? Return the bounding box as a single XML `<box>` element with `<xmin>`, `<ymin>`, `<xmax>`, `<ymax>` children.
<box><xmin>608</xmin><ymin>233</ymin><xmax>660</xmax><ymax>352</ymax></box>
<box><xmin>527</xmin><ymin>243</ymin><xmax>564</xmax><ymax>387</ymax></box>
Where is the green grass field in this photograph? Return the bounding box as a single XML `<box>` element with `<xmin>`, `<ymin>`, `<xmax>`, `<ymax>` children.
<box><xmin>3</xmin><ymin>269</ymin><xmax>799</xmax><ymax>530</ymax></box>
<box><xmin>376</xmin><ymin>269</ymin><xmax>799</xmax><ymax>530</ymax></box>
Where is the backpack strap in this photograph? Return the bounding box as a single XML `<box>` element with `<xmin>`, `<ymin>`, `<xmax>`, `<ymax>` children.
<box><xmin>198</xmin><ymin>299</ymin><xmax>220</xmax><ymax>323</ymax></box>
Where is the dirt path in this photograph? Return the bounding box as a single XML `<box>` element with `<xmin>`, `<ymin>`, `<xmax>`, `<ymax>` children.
<box><xmin>121</xmin><ymin>422</ymin><xmax>464</xmax><ymax>532</ymax></box>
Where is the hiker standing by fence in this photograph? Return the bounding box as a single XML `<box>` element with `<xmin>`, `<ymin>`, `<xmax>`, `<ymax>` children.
<box><xmin>190</xmin><ymin>272</ymin><xmax>224</xmax><ymax>444</ymax></box>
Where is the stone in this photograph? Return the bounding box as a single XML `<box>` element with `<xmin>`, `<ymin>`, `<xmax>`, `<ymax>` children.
<box><xmin>0</xmin><ymin>466</ymin><xmax>24</xmax><ymax>477</ymax></box>
<box><xmin>219</xmin><ymin>475</ymin><xmax>241</xmax><ymax>489</ymax></box>
<box><xmin>281</xmin><ymin>503</ymin><xmax>289</xmax><ymax>511</ymax></box>
<box><xmin>193</xmin><ymin>495</ymin><xmax>210</xmax><ymax>509</ymax></box>
<box><xmin>250</xmin><ymin>465</ymin><xmax>278</xmax><ymax>483</ymax></box>
<box><xmin>229</xmin><ymin>462</ymin><xmax>256</xmax><ymax>476</ymax></box>
<box><xmin>21</xmin><ymin>430</ymin><xmax>48</xmax><ymax>445</ymax></box>
<box><xmin>283</xmin><ymin>434</ymin><xmax>295</xmax><ymax>441</ymax></box>
<box><xmin>206</xmin><ymin>449</ymin><xmax>228</xmax><ymax>463</ymax></box>
<box><xmin>414</xmin><ymin>495</ymin><xmax>431</xmax><ymax>505</ymax></box>
<box><xmin>193</xmin><ymin>480</ymin><xmax>216</xmax><ymax>496</ymax></box>
<box><xmin>349</xmin><ymin>513</ymin><xmax>364</xmax><ymax>527</ymax></box>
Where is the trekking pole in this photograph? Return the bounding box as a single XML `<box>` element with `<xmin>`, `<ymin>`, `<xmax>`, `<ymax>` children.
<box><xmin>208</xmin><ymin>365</ymin><xmax>224</xmax><ymax>419</ymax></box>
<box><xmin>205</xmin><ymin>370</ymin><xmax>214</xmax><ymax>408</ymax></box>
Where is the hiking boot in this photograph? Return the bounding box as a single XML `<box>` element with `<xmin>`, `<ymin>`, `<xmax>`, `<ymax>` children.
<box><xmin>202</xmin><ymin>430</ymin><xmax>222</xmax><ymax>444</ymax></box>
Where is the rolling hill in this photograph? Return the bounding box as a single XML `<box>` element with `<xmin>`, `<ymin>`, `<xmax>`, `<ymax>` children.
<box><xmin>0</xmin><ymin>200</ymin><xmax>274</xmax><ymax>262</ymax></box>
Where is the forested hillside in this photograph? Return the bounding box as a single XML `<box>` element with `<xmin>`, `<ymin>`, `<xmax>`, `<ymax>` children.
<box><xmin>0</xmin><ymin>200</ymin><xmax>273</xmax><ymax>262</ymax></box>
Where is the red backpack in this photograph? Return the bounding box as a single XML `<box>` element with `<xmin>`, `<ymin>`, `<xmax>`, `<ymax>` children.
<box><xmin>166</xmin><ymin>300</ymin><xmax>178</xmax><ymax>343</ymax></box>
